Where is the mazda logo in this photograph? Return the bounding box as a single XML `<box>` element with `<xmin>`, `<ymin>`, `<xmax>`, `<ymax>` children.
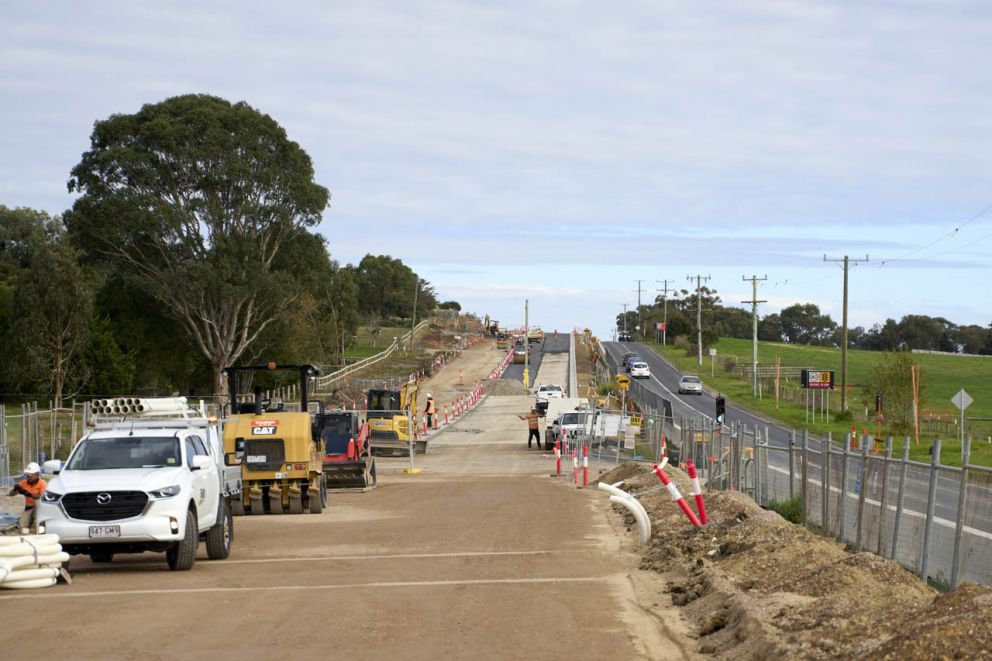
<box><xmin>96</xmin><ymin>493</ymin><xmax>112</xmax><ymax>505</ymax></box>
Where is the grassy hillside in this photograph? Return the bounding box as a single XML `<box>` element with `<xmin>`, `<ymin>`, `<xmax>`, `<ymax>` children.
<box><xmin>648</xmin><ymin>337</ymin><xmax>992</xmax><ymax>467</ymax></box>
<box><xmin>345</xmin><ymin>326</ymin><xmax>412</xmax><ymax>359</ymax></box>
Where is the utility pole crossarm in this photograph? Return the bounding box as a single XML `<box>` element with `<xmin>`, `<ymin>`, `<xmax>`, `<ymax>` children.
<box><xmin>823</xmin><ymin>254</ymin><xmax>869</xmax><ymax>413</ymax></box>
<box><xmin>742</xmin><ymin>275</ymin><xmax>768</xmax><ymax>397</ymax></box>
<box><xmin>656</xmin><ymin>279</ymin><xmax>675</xmax><ymax>346</ymax></box>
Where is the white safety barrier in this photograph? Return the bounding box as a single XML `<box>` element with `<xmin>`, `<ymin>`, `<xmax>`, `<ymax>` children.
<box><xmin>597</xmin><ymin>480</ymin><xmax>652</xmax><ymax>545</ymax></box>
<box><xmin>0</xmin><ymin>534</ymin><xmax>69</xmax><ymax>589</ymax></box>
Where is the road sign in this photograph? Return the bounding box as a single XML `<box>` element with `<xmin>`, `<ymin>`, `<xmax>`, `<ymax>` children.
<box><xmin>623</xmin><ymin>425</ymin><xmax>636</xmax><ymax>449</ymax></box>
<box><xmin>951</xmin><ymin>389</ymin><xmax>973</xmax><ymax>411</ymax></box>
<box><xmin>801</xmin><ymin>369</ymin><xmax>835</xmax><ymax>390</ymax></box>
<box><xmin>709</xmin><ymin>348</ymin><xmax>716</xmax><ymax>357</ymax></box>
<box><xmin>616</xmin><ymin>374</ymin><xmax>630</xmax><ymax>390</ymax></box>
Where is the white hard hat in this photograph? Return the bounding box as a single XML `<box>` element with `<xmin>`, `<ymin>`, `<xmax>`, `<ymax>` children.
<box><xmin>426</xmin><ymin>393</ymin><xmax>433</xmax><ymax>398</ymax></box>
<box><xmin>24</xmin><ymin>462</ymin><xmax>41</xmax><ymax>475</ymax></box>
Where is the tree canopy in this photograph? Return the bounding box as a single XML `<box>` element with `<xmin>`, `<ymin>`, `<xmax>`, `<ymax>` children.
<box><xmin>66</xmin><ymin>94</ymin><xmax>330</xmax><ymax>394</ymax></box>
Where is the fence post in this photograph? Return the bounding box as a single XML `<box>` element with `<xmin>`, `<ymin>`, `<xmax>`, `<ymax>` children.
<box><xmin>821</xmin><ymin>434</ymin><xmax>830</xmax><ymax>536</ymax></box>
<box><xmin>919</xmin><ymin>437</ymin><xmax>941</xmax><ymax>582</ymax></box>
<box><xmin>855</xmin><ymin>442</ymin><xmax>870</xmax><ymax>552</ymax></box>
<box><xmin>877</xmin><ymin>437</ymin><xmax>892</xmax><ymax>556</ymax></box>
<box><xmin>788</xmin><ymin>430</ymin><xmax>796</xmax><ymax>499</ymax></box>
<box><xmin>891</xmin><ymin>438</ymin><xmax>910</xmax><ymax>560</ymax></box>
<box><xmin>950</xmin><ymin>436</ymin><xmax>971</xmax><ymax>588</ymax></box>
<box><xmin>801</xmin><ymin>429</ymin><xmax>809</xmax><ymax>528</ymax></box>
<box><xmin>839</xmin><ymin>434</ymin><xmax>849</xmax><ymax>542</ymax></box>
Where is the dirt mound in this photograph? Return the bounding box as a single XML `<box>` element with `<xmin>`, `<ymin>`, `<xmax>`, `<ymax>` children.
<box><xmin>602</xmin><ymin>461</ymin><xmax>944</xmax><ymax>658</ymax></box>
<box><xmin>869</xmin><ymin>582</ymin><xmax>992</xmax><ymax>660</ymax></box>
<box><xmin>485</xmin><ymin>379</ymin><xmax>531</xmax><ymax>396</ymax></box>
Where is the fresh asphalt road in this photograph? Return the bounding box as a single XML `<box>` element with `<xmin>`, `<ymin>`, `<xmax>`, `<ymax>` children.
<box><xmin>603</xmin><ymin>341</ymin><xmax>992</xmax><ymax>535</ymax></box>
<box><xmin>502</xmin><ymin>334</ymin><xmax>570</xmax><ymax>384</ymax></box>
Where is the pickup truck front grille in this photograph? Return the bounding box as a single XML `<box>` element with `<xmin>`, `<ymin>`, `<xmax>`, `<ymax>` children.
<box><xmin>62</xmin><ymin>491</ymin><xmax>149</xmax><ymax>521</ymax></box>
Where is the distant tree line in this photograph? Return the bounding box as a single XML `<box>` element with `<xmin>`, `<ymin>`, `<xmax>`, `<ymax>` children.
<box><xmin>0</xmin><ymin>94</ymin><xmax>451</xmax><ymax>402</ymax></box>
<box><xmin>618</xmin><ymin>287</ymin><xmax>992</xmax><ymax>355</ymax></box>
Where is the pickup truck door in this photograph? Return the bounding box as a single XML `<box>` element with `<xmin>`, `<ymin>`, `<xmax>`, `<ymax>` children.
<box><xmin>186</xmin><ymin>435</ymin><xmax>219</xmax><ymax>529</ymax></box>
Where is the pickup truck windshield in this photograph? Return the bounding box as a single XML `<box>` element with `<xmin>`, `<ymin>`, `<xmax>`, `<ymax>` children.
<box><xmin>66</xmin><ymin>437</ymin><xmax>181</xmax><ymax>470</ymax></box>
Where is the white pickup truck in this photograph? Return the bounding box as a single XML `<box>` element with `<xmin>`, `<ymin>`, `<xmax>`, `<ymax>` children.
<box><xmin>37</xmin><ymin>404</ymin><xmax>240</xmax><ymax>571</ymax></box>
<box><xmin>534</xmin><ymin>383</ymin><xmax>564</xmax><ymax>415</ymax></box>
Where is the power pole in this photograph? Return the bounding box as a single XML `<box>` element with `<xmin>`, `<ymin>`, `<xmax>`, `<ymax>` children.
<box><xmin>622</xmin><ymin>303</ymin><xmax>628</xmax><ymax>338</ymax></box>
<box><xmin>823</xmin><ymin>254</ymin><xmax>869</xmax><ymax>413</ymax></box>
<box><xmin>409</xmin><ymin>277</ymin><xmax>421</xmax><ymax>351</ymax></box>
<box><xmin>633</xmin><ymin>280</ymin><xmax>645</xmax><ymax>340</ymax></box>
<box><xmin>656</xmin><ymin>279</ymin><xmax>674</xmax><ymax>346</ymax></box>
<box><xmin>688</xmin><ymin>274</ymin><xmax>710</xmax><ymax>367</ymax></box>
<box><xmin>742</xmin><ymin>275</ymin><xmax>767</xmax><ymax>397</ymax></box>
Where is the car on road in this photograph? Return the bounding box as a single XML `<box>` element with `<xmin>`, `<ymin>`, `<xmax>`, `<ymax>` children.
<box><xmin>621</xmin><ymin>352</ymin><xmax>639</xmax><ymax>367</ymax></box>
<box><xmin>618</xmin><ymin>331</ymin><xmax>631</xmax><ymax>341</ymax></box>
<box><xmin>629</xmin><ymin>361</ymin><xmax>650</xmax><ymax>379</ymax></box>
<box><xmin>678</xmin><ymin>375</ymin><xmax>703</xmax><ymax>395</ymax></box>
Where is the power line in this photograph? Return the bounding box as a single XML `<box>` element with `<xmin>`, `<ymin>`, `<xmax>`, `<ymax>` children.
<box><xmin>877</xmin><ymin>200</ymin><xmax>992</xmax><ymax>267</ymax></box>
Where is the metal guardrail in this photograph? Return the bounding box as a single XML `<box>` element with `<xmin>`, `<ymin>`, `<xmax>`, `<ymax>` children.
<box><xmin>314</xmin><ymin>320</ymin><xmax>429</xmax><ymax>391</ymax></box>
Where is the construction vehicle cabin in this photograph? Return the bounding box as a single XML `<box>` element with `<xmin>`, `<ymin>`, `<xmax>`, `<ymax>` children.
<box><xmin>222</xmin><ymin>364</ymin><xmax>326</xmax><ymax>515</ymax></box>
<box><xmin>318</xmin><ymin>411</ymin><xmax>377</xmax><ymax>491</ymax></box>
<box><xmin>366</xmin><ymin>379</ymin><xmax>426</xmax><ymax>455</ymax></box>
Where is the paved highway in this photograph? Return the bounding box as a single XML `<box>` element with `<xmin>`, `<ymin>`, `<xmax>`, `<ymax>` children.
<box><xmin>502</xmin><ymin>334</ymin><xmax>570</xmax><ymax>384</ymax></box>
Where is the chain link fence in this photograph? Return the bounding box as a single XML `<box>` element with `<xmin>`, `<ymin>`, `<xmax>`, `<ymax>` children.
<box><xmin>672</xmin><ymin>418</ymin><xmax>992</xmax><ymax>588</ymax></box>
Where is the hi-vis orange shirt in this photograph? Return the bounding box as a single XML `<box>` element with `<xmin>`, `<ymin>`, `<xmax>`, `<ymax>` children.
<box><xmin>426</xmin><ymin>400</ymin><xmax>436</xmax><ymax>415</ymax></box>
<box><xmin>15</xmin><ymin>478</ymin><xmax>47</xmax><ymax>507</ymax></box>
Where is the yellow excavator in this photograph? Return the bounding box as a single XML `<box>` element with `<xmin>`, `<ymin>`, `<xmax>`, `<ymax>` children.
<box><xmin>366</xmin><ymin>379</ymin><xmax>426</xmax><ymax>455</ymax></box>
<box><xmin>222</xmin><ymin>364</ymin><xmax>326</xmax><ymax>515</ymax></box>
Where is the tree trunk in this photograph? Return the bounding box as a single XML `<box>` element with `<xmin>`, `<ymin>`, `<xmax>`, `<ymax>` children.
<box><xmin>213</xmin><ymin>363</ymin><xmax>228</xmax><ymax>400</ymax></box>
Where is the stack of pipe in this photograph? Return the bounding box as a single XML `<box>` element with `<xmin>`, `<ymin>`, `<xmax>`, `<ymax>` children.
<box><xmin>88</xmin><ymin>397</ymin><xmax>190</xmax><ymax>417</ymax></box>
<box><xmin>0</xmin><ymin>534</ymin><xmax>69</xmax><ymax>589</ymax></box>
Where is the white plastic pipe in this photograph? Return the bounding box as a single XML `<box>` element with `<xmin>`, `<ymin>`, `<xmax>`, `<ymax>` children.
<box><xmin>598</xmin><ymin>482</ymin><xmax>652</xmax><ymax>544</ymax></box>
<box><xmin>0</xmin><ymin>535</ymin><xmax>67</xmax><ymax>590</ymax></box>
<box><xmin>608</xmin><ymin>496</ymin><xmax>651</xmax><ymax>545</ymax></box>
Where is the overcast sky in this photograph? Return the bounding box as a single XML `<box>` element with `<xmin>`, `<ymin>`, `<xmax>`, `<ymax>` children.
<box><xmin>3</xmin><ymin>1</ymin><xmax>991</xmax><ymax>337</ymax></box>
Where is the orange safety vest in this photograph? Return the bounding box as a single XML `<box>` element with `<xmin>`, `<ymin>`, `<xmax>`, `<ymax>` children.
<box><xmin>16</xmin><ymin>478</ymin><xmax>47</xmax><ymax>508</ymax></box>
<box><xmin>526</xmin><ymin>412</ymin><xmax>539</xmax><ymax>429</ymax></box>
<box><xmin>425</xmin><ymin>400</ymin><xmax>436</xmax><ymax>415</ymax></box>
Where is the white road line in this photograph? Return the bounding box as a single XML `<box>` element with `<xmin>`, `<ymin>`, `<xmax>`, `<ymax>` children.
<box><xmin>223</xmin><ymin>549</ymin><xmax>579</xmax><ymax>565</ymax></box>
<box><xmin>0</xmin><ymin>576</ymin><xmax>612</xmax><ymax>601</ymax></box>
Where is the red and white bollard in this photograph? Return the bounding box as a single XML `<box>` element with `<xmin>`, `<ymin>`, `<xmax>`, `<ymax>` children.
<box><xmin>423</xmin><ymin>417</ymin><xmax>428</xmax><ymax>435</ymax></box>
<box><xmin>652</xmin><ymin>463</ymin><xmax>701</xmax><ymax>527</ymax></box>
<box><xmin>444</xmin><ymin>403</ymin><xmax>450</xmax><ymax>425</ymax></box>
<box><xmin>572</xmin><ymin>448</ymin><xmax>578</xmax><ymax>485</ymax></box>
<box><xmin>433</xmin><ymin>413</ymin><xmax>439</xmax><ymax>430</ymax></box>
<box><xmin>582</xmin><ymin>444</ymin><xmax>589</xmax><ymax>487</ymax></box>
<box><xmin>684</xmin><ymin>460</ymin><xmax>708</xmax><ymax>525</ymax></box>
<box><xmin>660</xmin><ymin>434</ymin><xmax>668</xmax><ymax>461</ymax></box>
<box><xmin>555</xmin><ymin>440</ymin><xmax>562</xmax><ymax>476</ymax></box>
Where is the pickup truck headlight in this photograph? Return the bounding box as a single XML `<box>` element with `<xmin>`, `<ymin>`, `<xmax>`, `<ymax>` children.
<box><xmin>148</xmin><ymin>485</ymin><xmax>181</xmax><ymax>499</ymax></box>
<box><xmin>41</xmin><ymin>491</ymin><xmax>62</xmax><ymax>503</ymax></box>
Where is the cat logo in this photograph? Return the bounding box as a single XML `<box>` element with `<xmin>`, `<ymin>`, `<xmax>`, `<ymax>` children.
<box><xmin>251</xmin><ymin>420</ymin><xmax>279</xmax><ymax>435</ymax></box>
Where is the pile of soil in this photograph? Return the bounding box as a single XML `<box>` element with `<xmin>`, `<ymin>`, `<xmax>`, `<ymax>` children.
<box><xmin>598</xmin><ymin>462</ymin><xmax>990</xmax><ymax>659</ymax></box>
<box><xmin>486</xmin><ymin>380</ymin><xmax>531</xmax><ymax>396</ymax></box>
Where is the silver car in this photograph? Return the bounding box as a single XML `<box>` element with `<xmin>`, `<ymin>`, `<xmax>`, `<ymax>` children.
<box><xmin>678</xmin><ymin>375</ymin><xmax>703</xmax><ymax>395</ymax></box>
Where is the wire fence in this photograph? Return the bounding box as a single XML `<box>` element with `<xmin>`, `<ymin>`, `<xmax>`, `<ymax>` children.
<box><xmin>672</xmin><ymin>418</ymin><xmax>992</xmax><ymax>589</ymax></box>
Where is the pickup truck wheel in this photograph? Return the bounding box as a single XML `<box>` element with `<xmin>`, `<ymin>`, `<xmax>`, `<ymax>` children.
<box><xmin>166</xmin><ymin>509</ymin><xmax>198</xmax><ymax>571</ymax></box>
<box><xmin>90</xmin><ymin>551</ymin><xmax>113</xmax><ymax>563</ymax></box>
<box><xmin>206</xmin><ymin>500</ymin><xmax>233</xmax><ymax>559</ymax></box>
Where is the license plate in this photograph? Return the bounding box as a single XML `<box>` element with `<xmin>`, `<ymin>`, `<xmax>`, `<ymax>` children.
<box><xmin>274</xmin><ymin>472</ymin><xmax>288</xmax><ymax>479</ymax></box>
<box><xmin>89</xmin><ymin>525</ymin><xmax>121</xmax><ymax>538</ymax></box>
<box><xmin>246</xmin><ymin>455</ymin><xmax>267</xmax><ymax>463</ymax></box>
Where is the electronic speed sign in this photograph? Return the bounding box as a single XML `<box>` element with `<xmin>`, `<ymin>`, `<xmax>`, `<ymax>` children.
<box><xmin>801</xmin><ymin>369</ymin><xmax>835</xmax><ymax>390</ymax></box>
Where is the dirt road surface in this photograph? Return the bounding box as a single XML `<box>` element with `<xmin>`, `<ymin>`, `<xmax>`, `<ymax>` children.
<box><xmin>0</xmin><ymin>341</ymin><xmax>696</xmax><ymax>660</ymax></box>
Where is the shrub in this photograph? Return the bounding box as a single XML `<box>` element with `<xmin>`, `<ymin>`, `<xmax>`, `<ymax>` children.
<box><xmin>767</xmin><ymin>494</ymin><xmax>803</xmax><ymax>524</ymax></box>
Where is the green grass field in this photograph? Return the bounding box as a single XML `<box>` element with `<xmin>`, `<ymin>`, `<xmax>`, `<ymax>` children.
<box><xmin>647</xmin><ymin>338</ymin><xmax>992</xmax><ymax>467</ymax></box>
<box><xmin>344</xmin><ymin>326</ymin><xmax>412</xmax><ymax>359</ymax></box>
